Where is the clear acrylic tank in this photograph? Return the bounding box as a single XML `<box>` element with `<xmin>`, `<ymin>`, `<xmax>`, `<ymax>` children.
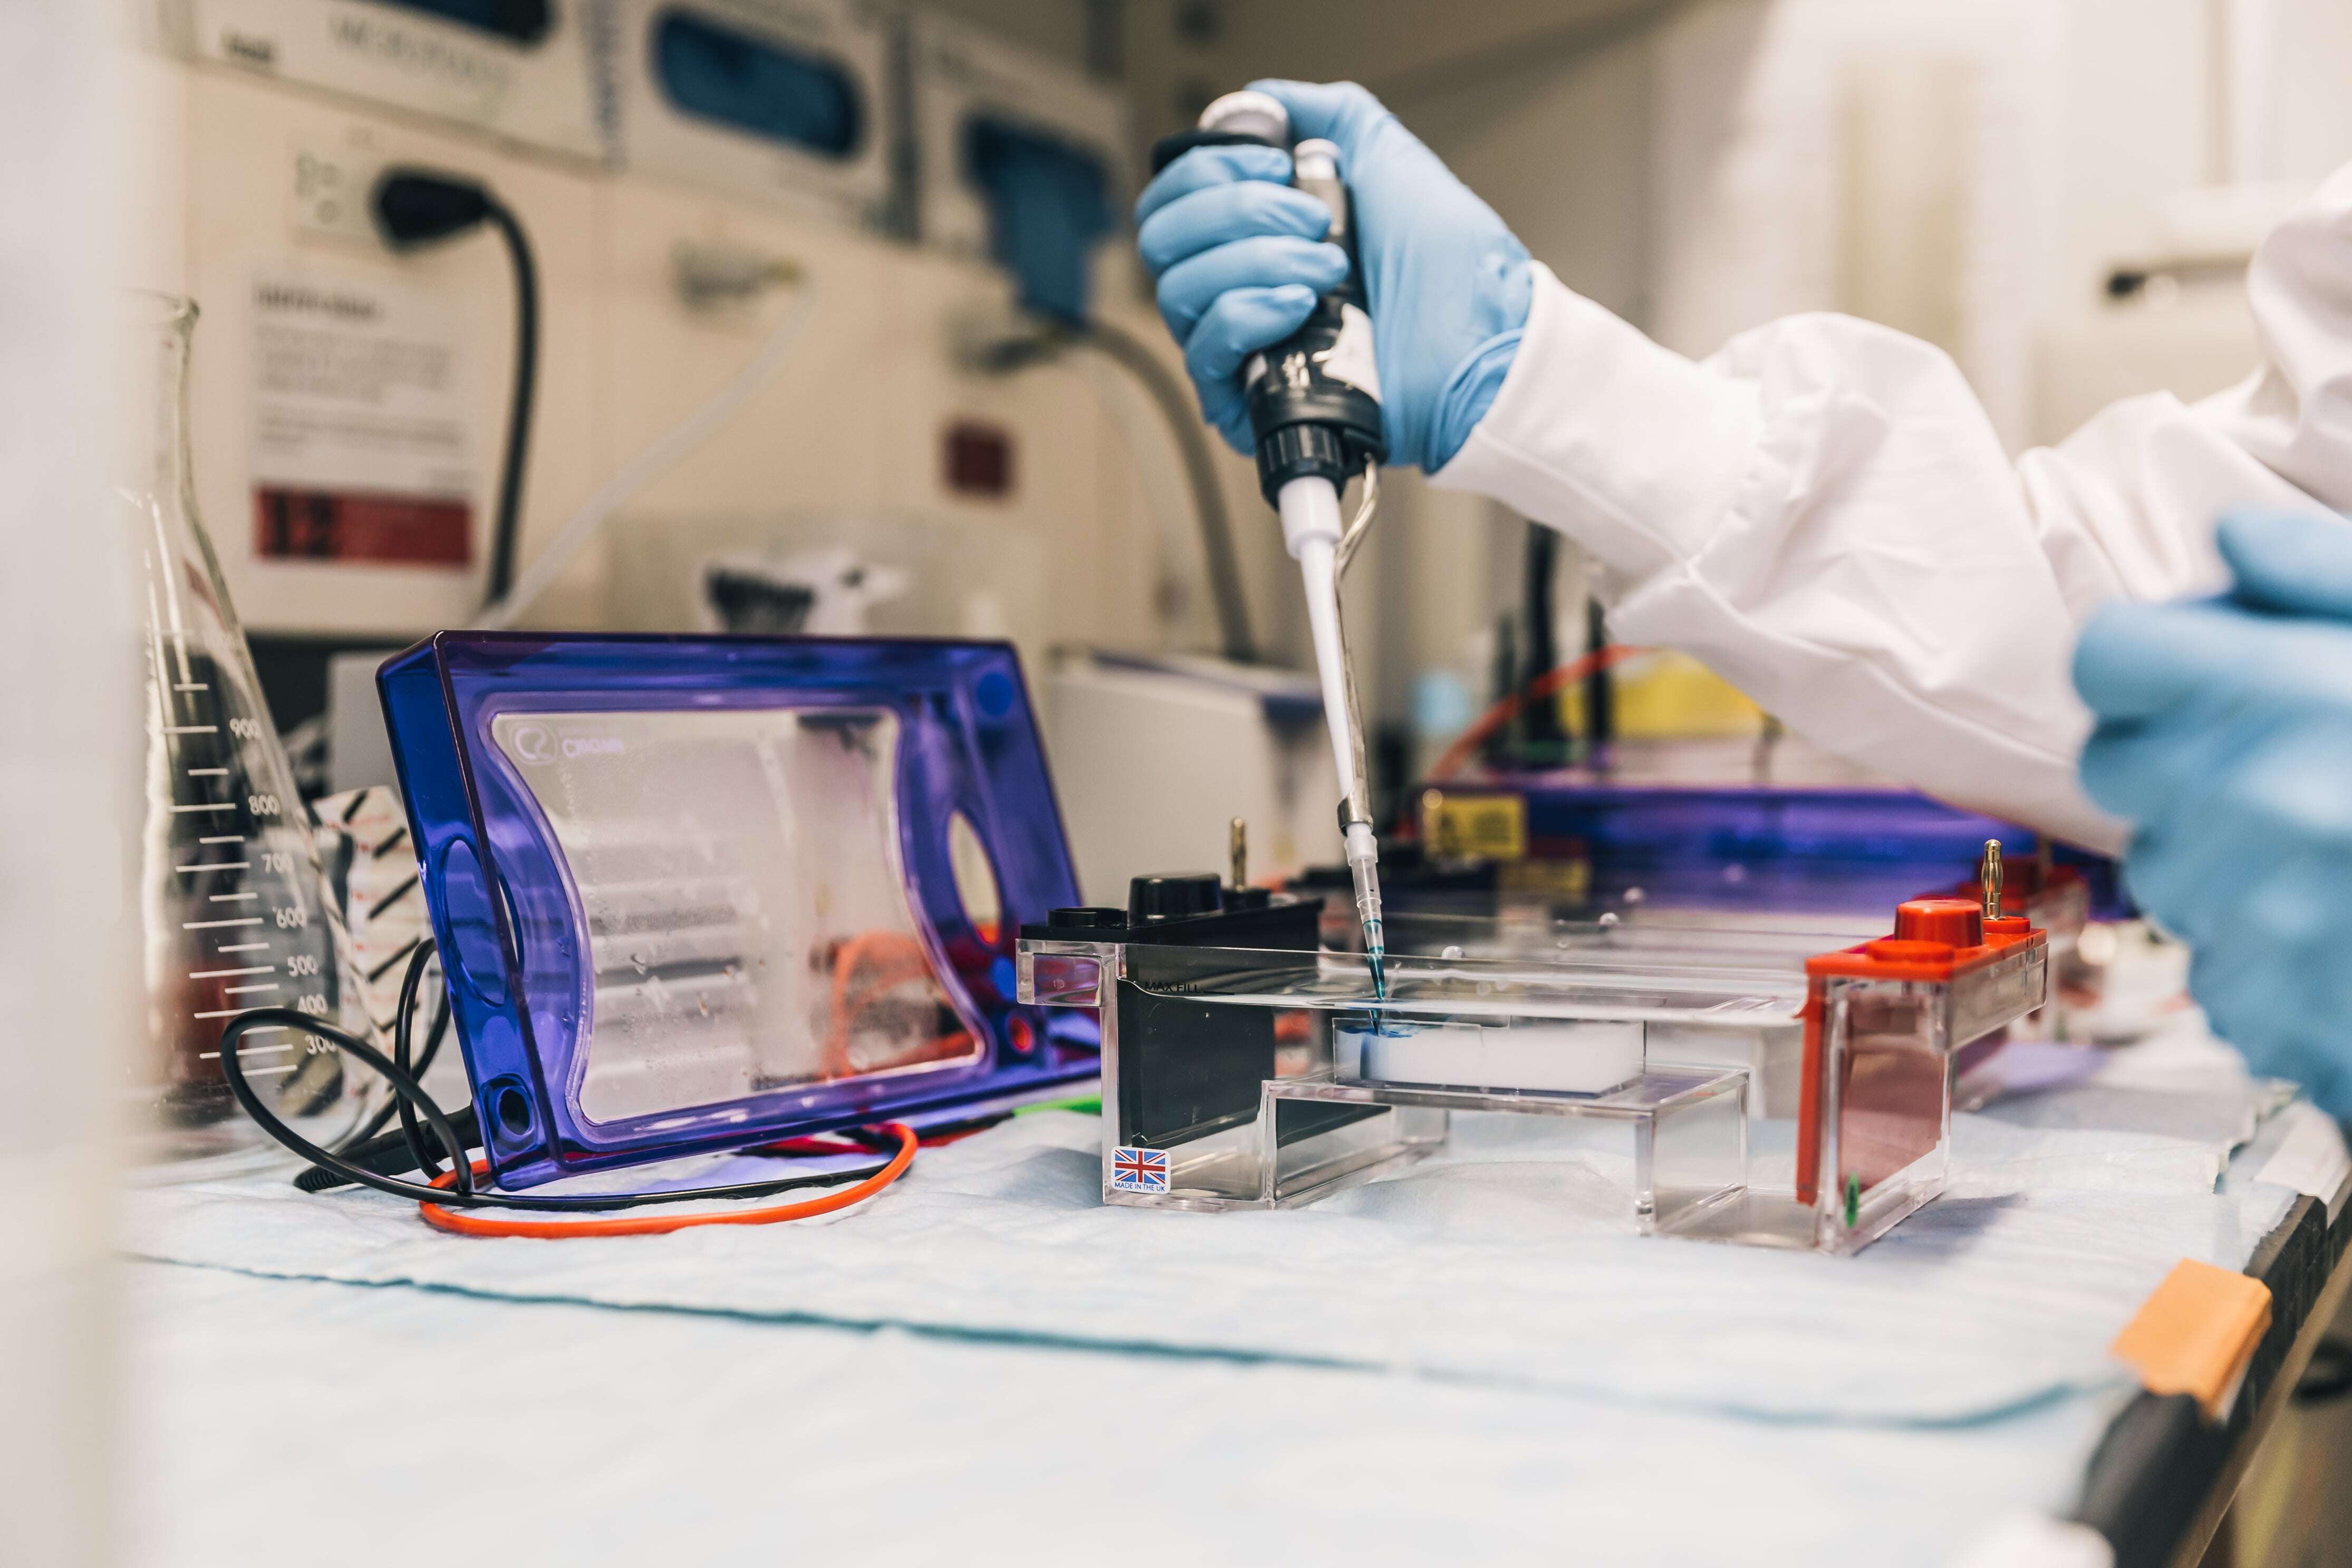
<box><xmin>1020</xmin><ymin>896</ymin><xmax>2048</xmax><ymax>1255</ymax></box>
<box><xmin>123</xmin><ymin>293</ymin><xmax>379</xmax><ymax>1173</ymax></box>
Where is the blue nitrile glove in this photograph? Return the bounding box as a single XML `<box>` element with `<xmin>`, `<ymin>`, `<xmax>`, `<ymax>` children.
<box><xmin>2074</xmin><ymin>508</ymin><xmax>2352</xmax><ymax>1119</ymax></box>
<box><xmin>1134</xmin><ymin>79</ymin><xmax>1531</xmax><ymax>470</ymax></box>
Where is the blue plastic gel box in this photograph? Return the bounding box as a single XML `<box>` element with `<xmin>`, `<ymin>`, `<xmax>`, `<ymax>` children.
<box><xmin>379</xmin><ymin>633</ymin><xmax>1094</xmax><ymax>1189</ymax></box>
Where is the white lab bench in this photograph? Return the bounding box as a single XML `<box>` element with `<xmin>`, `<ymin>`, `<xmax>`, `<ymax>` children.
<box><xmin>122</xmin><ymin>1023</ymin><xmax>2351</xmax><ymax>1568</ymax></box>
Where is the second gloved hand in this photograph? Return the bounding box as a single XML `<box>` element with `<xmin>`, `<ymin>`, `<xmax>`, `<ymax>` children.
<box><xmin>2074</xmin><ymin>508</ymin><xmax>2352</xmax><ymax>1119</ymax></box>
<box><xmin>1134</xmin><ymin>80</ymin><xmax>1531</xmax><ymax>470</ymax></box>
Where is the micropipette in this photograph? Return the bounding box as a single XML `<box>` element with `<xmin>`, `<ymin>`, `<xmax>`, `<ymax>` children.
<box><xmin>1152</xmin><ymin>92</ymin><xmax>1390</xmax><ymax>994</ymax></box>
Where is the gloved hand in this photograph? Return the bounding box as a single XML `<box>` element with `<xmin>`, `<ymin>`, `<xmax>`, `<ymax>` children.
<box><xmin>2074</xmin><ymin>508</ymin><xmax>2352</xmax><ymax>1118</ymax></box>
<box><xmin>1134</xmin><ymin>79</ymin><xmax>1531</xmax><ymax>470</ymax></box>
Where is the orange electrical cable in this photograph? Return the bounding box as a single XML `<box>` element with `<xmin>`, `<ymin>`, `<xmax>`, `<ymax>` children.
<box><xmin>1425</xmin><ymin>644</ymin><xmax>1649</xmax><ymax>784</ymax></box>
<box><xmin>416</xmin><ymin>1120</ymin><xmax>918</xmax><ymax>1239</ymax></box>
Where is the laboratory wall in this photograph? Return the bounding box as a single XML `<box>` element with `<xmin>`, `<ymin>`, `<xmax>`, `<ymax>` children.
<box><xmin>1431</xmin><ymin>0</ymin><xmax>2352</xmax><ymax>443</ymax></box>
<box><xmin>126</xmin><ymin>0</ymin><xmax>1273</xmax><ymax>738</ymax></box>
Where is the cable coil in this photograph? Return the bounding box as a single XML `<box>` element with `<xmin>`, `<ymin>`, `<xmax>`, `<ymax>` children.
<box><xmin>216</xmin><ymin>940</ymin><xmax>919</xmax><ymax>1236</ymax></box>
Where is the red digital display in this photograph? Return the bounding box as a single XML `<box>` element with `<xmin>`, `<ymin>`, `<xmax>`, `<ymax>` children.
<box><xmin>254</xmin><ymin>488</ymin><xmax>471</xmax><ymax>566</ymax></box>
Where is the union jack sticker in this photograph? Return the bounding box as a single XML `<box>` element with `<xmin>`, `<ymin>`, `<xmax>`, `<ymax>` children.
<box><xmin>1111</xmin><ymin>1145</ymin><xmax>1171</xmax><ymax>1193</ymax></box>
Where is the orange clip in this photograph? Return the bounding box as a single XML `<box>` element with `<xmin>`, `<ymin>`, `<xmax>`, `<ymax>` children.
<box><xmin>2112</xmin><ymin>1259</ymin><xmax>2272</xmax><ymax>1419</ymax></box>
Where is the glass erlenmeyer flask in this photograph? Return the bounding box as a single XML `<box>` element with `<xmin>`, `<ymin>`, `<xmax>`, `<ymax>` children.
<box><xmin>124</xmin><ymin>293</ymin><xmax>380</xmax><ymax>1174</ymax></box>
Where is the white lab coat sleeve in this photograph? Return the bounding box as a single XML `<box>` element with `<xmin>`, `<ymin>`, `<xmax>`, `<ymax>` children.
<box><xmin>1430</xmin><ymin>166</ymin><xmax>2352</xmax><ymax>855</ymax></box>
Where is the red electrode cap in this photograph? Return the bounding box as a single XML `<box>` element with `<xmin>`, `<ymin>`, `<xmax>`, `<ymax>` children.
<box><xmin>1864</xmin><ymin>937</ymin><xmax>1956</xmax><ymax>963</ymax></box>
<box><xmin>1805</xmin><ymin>892</ymin><xmax>2043</xmax><ymax>984</ymax></box>
<box><xmin>1894</xmin><ymin>897</ymin><xmax>1983</xmax><ymax>949</ymax></box>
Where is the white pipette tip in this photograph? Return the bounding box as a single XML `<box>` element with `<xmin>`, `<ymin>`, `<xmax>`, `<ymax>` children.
<box><xmin>1283</xmin><ymin>475</ymin><xmax>1389</xmax><ymax>1000</ymax></box>
<box><xmin>1344</xmin><ymin>819</ymin><xmax>1386</xmax><ymax>1000</ymax></box>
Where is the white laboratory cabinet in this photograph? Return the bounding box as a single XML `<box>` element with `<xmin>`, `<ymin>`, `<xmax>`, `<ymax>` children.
<box><xmin>598</xmin><ymin>0</ymin><xmax>895</xmax><ymax>228</ymax></box>
<box><xmin>179</xmin><ymin>0</ymin><xmax>608</xmax><ymax>161</ymax></box>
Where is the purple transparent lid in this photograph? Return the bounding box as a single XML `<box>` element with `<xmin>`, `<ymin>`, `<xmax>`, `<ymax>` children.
<box><xmin>1441</xmin><ymin>778</ymin><xmax>2124</xmax><ymax>917</ymax></box>
<box><xmin>380</xmin><ymin>632</ymin><xmax>1093</xmax><ymax>1188</ymax></box>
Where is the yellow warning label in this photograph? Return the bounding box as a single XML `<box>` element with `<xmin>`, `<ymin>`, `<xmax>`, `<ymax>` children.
<box><xmin>1499</xmin><ymin>856</ymin><xmax>1591</xmax><ymax>901</ymax></box>
<box><xmin>1422</xmin><ymin>791</ymin><xmax>1528</xmax><ymax>862</ymax></box>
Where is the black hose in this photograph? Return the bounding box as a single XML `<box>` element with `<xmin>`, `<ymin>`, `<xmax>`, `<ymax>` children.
<box><xmin>371</xmin><ymin>169</ymin><xmax>537</xmax><ymax>611</ymax></box>
<box><xmin>483</xmin><ymin>201</ymin><xmax>537</xmax><ymax>607</ymax></box>
<box><xmin>1083</xmin><ymin>317</ymin><xmax>1257</xmax><ymax>665</ymax></box>
<box><xmin>330</xmin><ymin>947</ymin><xmax>451</xmax><ymax>1157</ymax></box>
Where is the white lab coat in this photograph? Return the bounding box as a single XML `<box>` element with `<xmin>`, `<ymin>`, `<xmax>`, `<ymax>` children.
<box><xmin>1433</xmin><ymin>163</ymin><xmax>2352</xmax><ymax>854</ymax></box>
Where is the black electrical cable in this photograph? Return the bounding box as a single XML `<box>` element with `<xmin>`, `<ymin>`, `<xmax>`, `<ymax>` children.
<box><xmin>1081</xmin><ymin>316</ymin><xmax>1257</xmax><ymax>664</ymax></box>
<box><xmin>389</xmin><ymin>934</ymin><xmax>450</xmax><ymax>1182</ymax></box>
<box><xmin>220</xmin><ymin>942</ymin><xmax>891</xmax><ymax>1213</ymax></box>
<box><xmin>296</xmin><ymin>1107</ymin><xmax>479</xmax><ymax>1193</ymax></box>
<box><xmin>300</xmin><ymin>945</ymin><xmax>458</xmax><ymax>1189</ymax></box>
<box><xmin>371</xmin><ymin>169</ymin><xmax>538</xmax><ymax>610</ymax></box>
<box><xmin>481</xmin><ymin>201</ymin><xmax>536</xmax><ymax>607</ymax></box>
<box><xmin>330</xmin><ymin>945</ymin><xmax>452</xmax><ymax>1159</ymax></box>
